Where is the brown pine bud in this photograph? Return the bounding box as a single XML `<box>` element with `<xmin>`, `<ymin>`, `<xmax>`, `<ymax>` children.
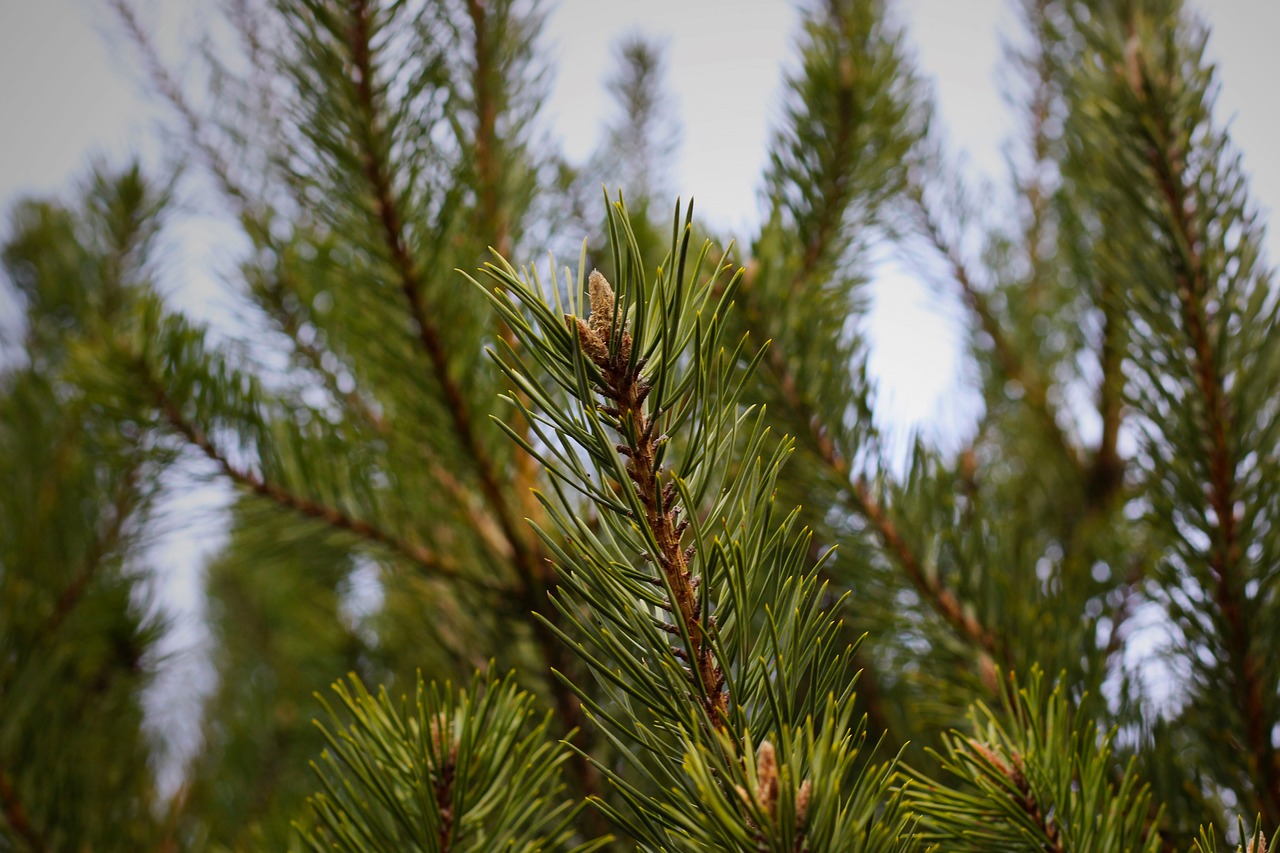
<box><xmin>795</xmin><ymin>779</ymin><xmax>812</xmax><ymax>826</ymax></box>
<box><xmin>1248</xmin><ymin>828</ymin><xmax>1268</xmax><ymax>853</ymax></box>
<box><xmin>428</xmin><ymin>712</ymin><xmax>458</xmax><ymax>767</ymax></box>
<box><xmin>967</xmin><ymin>738</ymin><xmax>1012</xmax><ymax>782</ymax></box>
<box><xmin>588</xmin><ymin>269</ymin><xmax>618</xmax><ymax>341</ymax></box>
<box><xmin>568</xmin><ymin>315</ymin><xmax>608</xmax><ymax>365</ymax></box>
<box><xmin>754</xmin><ymin>740</ymin><xmax>779</xmax><ymax>818</ymax></box>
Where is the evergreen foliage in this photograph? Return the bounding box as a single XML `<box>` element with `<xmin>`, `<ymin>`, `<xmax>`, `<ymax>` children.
<box><xmin>3</xmin><ymin>0</ymin><xmax>1279</xmax><ymax>849</ymax></box>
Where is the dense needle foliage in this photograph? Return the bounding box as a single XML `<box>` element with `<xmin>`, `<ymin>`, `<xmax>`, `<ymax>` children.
<box><xmin>1</xmin><ymin>0</ymin><xmax>1277</xmax><ymax>850</ymax></box>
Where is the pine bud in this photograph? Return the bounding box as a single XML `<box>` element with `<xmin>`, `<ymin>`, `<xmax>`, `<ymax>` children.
<box><xmin>754</xmin><ymin>740</ymin><xmax>779</xmax><ymax>818</ymax></box>
<box><xmin>429</xmin><ymin>712</ymin><xmax>458</xmax><ymax>767</ymax></box>
<box><xmin>588</xmin><ymin>269</ymin><xmax>618</xmax><ymax>342</ymax></box>
<box><xmin>1248</xmin><ymin>828</ymin><xmax>1268</xmax><ymax>853</ymax></box>
<box><xmin>967</xmin><ymin>738</ymin><xmax>1012</xmax><ymax>781</ymax></box>
<box><xmin>795</xmin><ymin>779</ymin><xmax>812</xmax><ymax>826</ymax></box>
<box><xmin>568</xmin><ymin>315</ymin><xmax>609</xmax><ymax>365</ymax></box>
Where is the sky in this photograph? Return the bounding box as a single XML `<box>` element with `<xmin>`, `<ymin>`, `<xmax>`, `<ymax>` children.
<box><xmin>2</xmin><ymin>0</ymin><xmax>1278</xmax><ymax>785</ymax></box>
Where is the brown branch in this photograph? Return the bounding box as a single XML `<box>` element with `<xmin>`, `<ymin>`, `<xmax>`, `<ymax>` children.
<box><xmin>466</xmin><ymin>0</ymin><xmax>508</xmax><ymax>261</ymax></box>
<box><xmin>144</xmin><ymin>372</ymin><xmax>481</xmax><ymax>590</ymax></box>
<box><xmin>345</xmin><ymin>0</ymin><xmax>538</xmax><ymax>585</ymax></box>
<box><xmin>0</xmin><ymin>764</ymin><xmax>46</xmax><ymax>853</ymax></box>
<box><xmin>911</xmin><ymin>199</ymin><xmax>1083</xmax><ymax>475</ymax></box>
<box><xmin>344</xmin><ymin>1</ymin><xmax>597</xmax><ymax>803</ymax></box>
<box><xmin>853</xmin><ymin>480</ymin><xmax>999</xmax><ymax>657</ymax></box>
<box><xmin>739</xmin><ymin>265</ymin><xmax>1000</xmax><ymax>661</ymax></box>
<box><xmin>464</xmin><ymin>0</ymin><xmax>544</xmax><ymax>536</ymax></box>
<box><xmin>574</xmin><ymin>273</ymin><xmax>727</xmax><ymax>727</ymax></box>
<box><xmin>739</xmin><ymin>86</ymin><xmax>1006</xmax><ymax>698</ymax></box>
<box><xmin>1129</xmin><ymin>40</ymin><xmax>1280</xmax><ymax>823</ymax></box>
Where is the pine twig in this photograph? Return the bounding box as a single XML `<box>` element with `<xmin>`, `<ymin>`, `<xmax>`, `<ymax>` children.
<box><xmin>573</xmin><ymin>271</ymin><xmax>728</xmax><ymax>727</ymax></box>
<box><xmin>143</xmin><ymin>372</ymin><xmax>486</xmax><ymax>591</ymax></box>
<box><xmin>345</xmin><ymin>0</ymin><xmax>539</xmax><ymax>589</ymax></box>
<box><xmin>741</xmin><ymin>260</ymin><xmax>1001</xmax><ymax>661</ymax></box>
<box><xmin>35</xmin><ymin>464</ymin><xmax>140</xmax><ymax>647</ymax></box>
<box><xmin>1150</xmin><ymin>134</ymin><xmax>1279</xmax><ymax>829</ymax></box>
<box><xmin>909</xmin><ymin>196</ymin><xmax>1083</xmax><ymax>476</ymax></box>
<box><xmin>343</xmin><ymin>1</ymin><xmax>598</xmax><ymax>803</ymax></box>
<box><xmin>109</xmin><ymin>0</ymin><xmax>250</xmax><ymax>207</ymax></box>
<box><xmin>968</xmin><ymin>741</ymin><xmax>1064</xmax><ymax>852</ymax></box>
<box><xmin>852</xmin><ymin>479</ymin><xmax>999</xmax><ymax>657</ymax></box>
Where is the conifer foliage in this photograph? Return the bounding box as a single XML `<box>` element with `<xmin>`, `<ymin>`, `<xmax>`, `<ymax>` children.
<box><xmin>2</xmin><ymin>0</ymin><xmax>1278</xmax><ymax>849</ymax></box>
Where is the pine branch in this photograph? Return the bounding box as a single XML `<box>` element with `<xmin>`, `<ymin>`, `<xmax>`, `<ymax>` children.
<box><xmin>256</xmin><ymin>271</ymin><xmax>391</xmax><ymax>434</ymax></box>
<box><xmin>1093</xmin><ymin>274</ymin><xmax>1126</xmax><ymax>504</ymax></box>
<box><xmin>574</xmin><ymin>270</ymin><xmax>727</xmax><ymax>726</ymax></box>
<box><xmin>35</xmin><ymin>462</ymin><xmax>140</xmax><ymax>647</ymax></box>
<box><xmin>464</xmin><ymin>0</ymin><xmax>545</xmax><ymax>545</ymax></box>
<box><xmin>1011</xmin><ymin>0</ymin><xmax>1055</xmax><ymax>313</ymax></box>
<box><xmin>342</xmin><ymin>4</ymin><xmax>597</xmax><ymax>803</ymax></box>
<box><xmin>142</xmin><ymin>369</ymin><xmax>478</xmax><ymax>588</ymax></box>
<box><xmin>109</xmin><ymin>0</ymin><xmax>250</xmax><ymax>207</ymax></box>
<box><xmin>345</xmin><ymin>0</ymin><xmax>538</xmax><ymax>588</ymax></box>
<box><xmin>963</xmin><ymin>740</ymin><xmax>1065</xmax><ymax>852</ymax></box>
<box><xmin>1011</xmin><ymin>0</ymin><xmax>1127</xmax><ymax>507</ymax></box>
<box><xmin>910</xmin><ymin>668</ymin><xmax>1162</xmax><ymax>852</ymax></box>
<box><xmin>0</xmin><ymin>764</ymin><xmax>46</xmax><ymax>853</ymax></box>
<box><xmin>1138</xmin><ymin>90</ymin><xmax>1280</xmax><ymax>825</ymax></box>
<box><xmin>466</xmin><ymin>0</ymin><xmax>509</xmax><ymax>260</ymax></box>
<box><xmin>741</xmin><ymin>258</ymin><xmax>1001</xmax><ymax>661</ymax></box>
<box><xmin>852</xmin><ymin>479</ymin><xmax>999</xmax><ymax>657</ymax></box>
<box><xmin>909</xmin><ymin>194</ymin><xmax>1083</xmax><ymax>476</ymax></box>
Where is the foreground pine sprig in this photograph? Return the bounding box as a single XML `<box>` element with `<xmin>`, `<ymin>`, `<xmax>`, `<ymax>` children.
<box><xmin>299</xmin><ymin>669</ymin><xmax>602</xmax><ymax>852</ymax></box>
<box><xmin>469</xmin><ymin>196</ymin><xmax>912</xmax><ymax>850</ymax></box>
<box><xmin>907</xmin><ymin>667</ymin><xmax>1160</xmax><ymax>852</ymax></box>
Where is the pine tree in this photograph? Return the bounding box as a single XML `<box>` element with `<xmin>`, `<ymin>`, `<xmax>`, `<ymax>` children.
<box><xmin>2</xmin><ymin>0</ymin><xmax>1278</xmax><ymax>850</ymax></box>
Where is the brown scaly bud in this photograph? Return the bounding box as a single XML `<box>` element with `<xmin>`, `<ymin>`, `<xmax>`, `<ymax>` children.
<box><xmin>795</xmin><ymin>779</ymin><xmax>812</xmax><ymax>827</ymax></box>
<box><xmin>1009</xmin><ymin>750</ymin><xmax>1029</xmax><ymax>792</ymax></box>
<box><xmin>967</xmin><ymin>738</ymin><xmax>1013</xmax><ymax>781</ymax></box>
<box><xmin>587</xmin><ymin>269</ymin><xmax>635</xmax><ymax>364</ymax></box>
<box><xmin>1248</xmin><ymin>828</ymin><xmax>1268</xmax><ymax>853</ymax></box>
<box><xmin>568</xmin><ymin>315</ymin><xmax>608</xmax><ymax>365</ymax></box>
<box><xmin>428</xmin><ymin>712</ymin><xmax>459</xmax><ymax>767</ymax></box>
<box><xmin>754</xmin><ymin>740</ymin><xmax>779</xmax><ymax>819</ymax></box>
<box><xmin>978</xmin><ymin>653</ymin><xmax>999</xmax><ymax>696</ymax></box>
<box><xmin>588</xmin><ymin>269</ymin><xmax>618</xmax><ymax>341</ymax></box>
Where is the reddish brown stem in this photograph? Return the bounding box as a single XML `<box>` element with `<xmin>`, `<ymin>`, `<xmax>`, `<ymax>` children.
<box><xmin>582</xmin><ymin>307</ymin><xmax>727</xmax><ymax>726</ymax></box>
<box><xmin>344</xmin><ymin>1</ymin><xmax>597</xmax><ymax>802</ymax></box>
<box><xmin>853</xmin><ymin>480</ymin><xmax>999</xmax><ymax>657</ymax></box>
<box><xmin>1132</xmin><ymin>46</ymin><xmax>1280</xmax><ymax>821</ymax></box>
